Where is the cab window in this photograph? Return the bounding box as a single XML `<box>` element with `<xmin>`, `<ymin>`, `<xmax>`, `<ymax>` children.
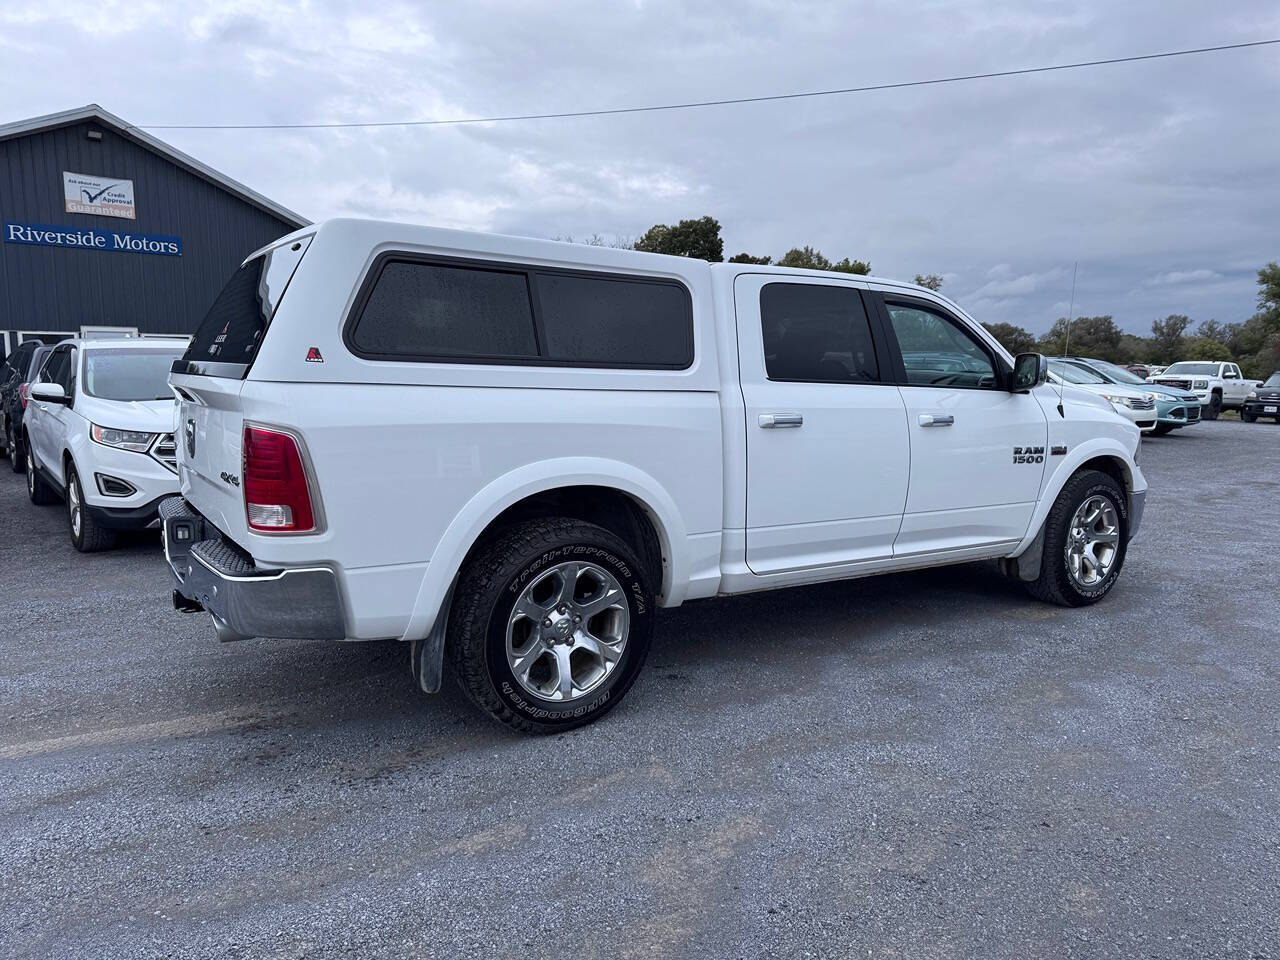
<box><xmin>884</xmin><ymin>302</ymin><xmax>998</xmax><ymax>389</ymax></box>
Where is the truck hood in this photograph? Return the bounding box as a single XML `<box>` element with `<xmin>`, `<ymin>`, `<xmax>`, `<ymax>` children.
<box><xmin>75</xmin><ymin>396</ymin><xmax>178</xmax><ymax>434</ymax></box>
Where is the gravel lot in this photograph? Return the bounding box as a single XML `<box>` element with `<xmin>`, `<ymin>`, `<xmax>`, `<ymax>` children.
<box><xmin>1</xmin><ymin>420</ymin><xmax>1278</xmax><ymax>959</ymax></box>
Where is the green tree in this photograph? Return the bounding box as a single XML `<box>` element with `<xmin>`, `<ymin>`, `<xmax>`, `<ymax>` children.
<box><xmin>777</xmin><ymin>245</ymin><xmax>832</xmax><ymax>270</ymax></box>
<box><xmin>1196</xmin><ymin>319</ymin><xmax>1227</xmax><ymax>343</ymax></box>
<box><xmin>982</xmin><ymin>322</ymin><xmax>1037</xmax><ymax>355</ymax></box>
<box><xmin>913</xmin><ymin>274</ymin><xmax>944</xmax><ymax>291</ymax></box>
<box><xmin>634</xmin><ymin>216</ymin><xmax>724</xmax><ymax>262</ymax></box>
<box><xmin>832</xmin><ymin>257</ymin><xmax>871</xmax><ymax>275</ymax></box>
<box><xmin>1149</xmin><ymin>314</ymin><xmax>1192</xmax><ymax>364</ymax></box>
<box><xmin>1039</xmin><ymin>315</ymin><xmax>1124</xmax><ymax>360</ymax></box>
<box><xmin>1257</xmin><ymin>261</ymin><xmax>1280</xmax><ymax>322</ymax></box>
<box><xmin>1181</xmin><ymin>337</ymin><xmax>1233</xmax><ymax>362</ymax></box>
<box><xmin>728</xmin><ymin>252</ymin><xmax>772</xmax><ymax>264</ymax></box>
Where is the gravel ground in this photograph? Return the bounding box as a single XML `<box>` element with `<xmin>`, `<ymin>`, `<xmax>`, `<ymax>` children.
<box><xmin>1</xmin><ymin>420</ymin><xmax>1278</xmax><ymax>959</ymax></box>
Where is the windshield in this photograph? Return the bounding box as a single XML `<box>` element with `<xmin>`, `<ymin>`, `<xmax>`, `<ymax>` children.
<box><xmin>1049</xmin><ymin>360</ymin><xmax>1107</xmax><ymax>385</ymax></box>
<box><xmin>1264</xmin><ymin>373</ymin><xmax>1280</xmax><ymax>388</ymax></box>
<box><xmin>84</xmin><ymin>349</ymin><xmax>186</xmax><ymax>401</ymax></box>
<box><xmin>1079</xmin><ymin>359</ymin><xmax>1146</xmax><ymax>385</ymax></box>
<box><xmin>1164</xmin><ymin>362</ymin><xmax>1220</xmax><ymax>376</ymax></box>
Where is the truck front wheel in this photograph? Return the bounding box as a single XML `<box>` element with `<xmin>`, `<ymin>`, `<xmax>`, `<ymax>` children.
<box><xmin>1204</xmin><ymin>393</ymin><xmax>1221</xmax><ymax>420</ymax></box>
<box><xmin>1024</xmin><ymin>470</ymin><xmax>1129</xmax><ymax>607</ymax></box>
<box><xmin>447</xmin><ymin>517</ymin><xmax>655</xmax><ymax>733</ymax></box>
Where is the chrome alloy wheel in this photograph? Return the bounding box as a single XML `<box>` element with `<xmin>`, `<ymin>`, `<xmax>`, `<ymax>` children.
<box><xmin>506</xmin><ymin>560</ymin><xmax>630</xmax><ymax>702</ymax></box>
<box><xmin>1064</xmin><ymin>494</ymin><xmax>1120</xmax><ymax>587</ymax></box>
<box><xmin>68</xmin><ymin>474</ymin><xmax>82</xmax><ymax>538</ymax></box>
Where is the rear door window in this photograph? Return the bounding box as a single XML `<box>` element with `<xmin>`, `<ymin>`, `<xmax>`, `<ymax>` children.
<box><xmin>181</xmin><ymin>236</ymin><xmax>312</xmax><ymax>377</ymax></box>
<box><xmin>759</xmin><ymin>282</ymin><xmax>879</xmax><ymax>383</ymax></box>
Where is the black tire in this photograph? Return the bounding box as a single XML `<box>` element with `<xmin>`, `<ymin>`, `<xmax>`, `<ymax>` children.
<box><xmin>447</xmin><ymin>517</ymin><xmax>655</xmax><ymax>734</ymax></box>
<box><xmin>1203</xmin><ymin>394</ymin><xmax>1221</xmax><ymax>420</ymax></box>
<box><xmin>1023</xmin><ymin>469</ymin><xmax>1129</xmax><ymax>608</ymax></box>
<box><xmin>66</xmin><ymin>465</ymin><xmax>117</xmax><ymax>553</ymax></box>
<box><xmin>9</xmin><ymin>427</ymin><xmax>24</xmax><ymax>473</ymax></box>
<box><xmin>1242</xmin><ymin>408</ymin><xmax>1257</xmax><ymax>423</ymax></box>
<box><xmin>26</xmin><ymin>447</ymin><xmax>58</xmax><ymax>505</ymax></box>
<box><xmin>1152</xmin><ymin>423</ymin><xmax>1175</xmax><ymax>435</ymax></box>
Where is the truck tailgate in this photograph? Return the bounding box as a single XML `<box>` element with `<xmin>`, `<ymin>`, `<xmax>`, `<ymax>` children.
<box><xmin>171</xmin><ymin>372</ymin><xmax>249</xmax><ymax>546</ymax></box>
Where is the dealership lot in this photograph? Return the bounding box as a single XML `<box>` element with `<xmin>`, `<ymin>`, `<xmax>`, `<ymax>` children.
<box><xmin>1</xmin><ymin>422</ymin><xmax>1277</xmax><ymax>958</ymax></box>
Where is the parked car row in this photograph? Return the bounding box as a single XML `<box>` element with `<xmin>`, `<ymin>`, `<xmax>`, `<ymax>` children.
<box><xmin>1147</xmin><ymin>361</ymin><xmax>1255</xmax><ymax>420</ymax></box>
<box><xmin>5</xmin><ymin>337</ymin><xmax>186</xmax><ymax>551</ymax></box>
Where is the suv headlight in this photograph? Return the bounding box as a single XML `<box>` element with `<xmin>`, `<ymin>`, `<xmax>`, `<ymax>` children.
<box><xmin>1248</xmin><ymin>390</ymin><xmax>1258</xmax><ymax>400</ymax></box>
<box><xmin>91</xmin><ymin>424</ymin><xmax>156</xmax><ymax>452</ymax></box>
<box><xmin>1193</xmin><ymin>379</ymin><xmax>1209</xmax><ymax>389</ymax></box>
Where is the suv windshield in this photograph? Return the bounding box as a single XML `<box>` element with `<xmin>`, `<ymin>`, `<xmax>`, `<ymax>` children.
<box><xmin>1049</xmin><ymin>360</ymin><xmax>1107</xmax><ymax>385</ymax></box>
<box><xmin>181</xmin><ymin>236</ymin><xmax>312</xmax><ymax>377</ymax></box>
<box><xmin>1079</xmin><ymin>358</ymin><xmax>1145</xmax><ymax>385</ymax></box>
<box><xmin>84</xmin><ymin>349</ymin><xmax>186</xmax><ymax>401</ymax></box>
<box><xmin>1164</xmin><ymin>362</ymin><xmax>1220</xmax><ymax>376</ymax></box>
<box><xmin>1264</xmin><ymin>373</ymin><xmax>1280</xmax><ymax>388</ymax></box>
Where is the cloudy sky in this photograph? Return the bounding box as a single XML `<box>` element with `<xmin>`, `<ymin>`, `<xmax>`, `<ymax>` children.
<box><xmin>3</xmin><ymin>0</ymin><xmax>1277</xmax><ymax>334</ymax></box>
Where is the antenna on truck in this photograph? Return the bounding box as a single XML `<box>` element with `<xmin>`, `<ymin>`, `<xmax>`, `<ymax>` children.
<box><xmin>1057</xmin><ymin>261</ymin><xmax>1078</xmax><ymax>418</ymax></box>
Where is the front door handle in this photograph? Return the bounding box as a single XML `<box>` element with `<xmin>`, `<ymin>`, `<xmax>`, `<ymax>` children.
<box><xmin>760</xmin><ymin>413</ymin><xmax>803</xmax><ymax>429</ymax></box>
<box><xmin>918</xmin><ymin>414</ymin><xmax>955</xmax><ymax>427</ymax></box>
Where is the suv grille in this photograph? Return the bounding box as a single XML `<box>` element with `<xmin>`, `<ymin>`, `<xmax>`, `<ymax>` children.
<box><xmin>151</xmin><ymin>433</ymin><xmax>178</xmax><ymax>474</ymax></box>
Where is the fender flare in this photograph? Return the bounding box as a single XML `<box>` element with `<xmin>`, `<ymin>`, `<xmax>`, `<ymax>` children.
<box><xmin>399</xmin><ymin>456</ymin><xmax>689</xmax><ymax>648</ymax></box>
<box><xmin>1012</xmin><ymin>438</ymin><xmax>1140</xmax><ymax>557</ymax></box>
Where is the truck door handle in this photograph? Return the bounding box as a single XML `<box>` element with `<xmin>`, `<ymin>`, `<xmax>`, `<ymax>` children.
<box><xmin>918</xmin><ymin>414</ymin><xmax>955</xmax><ymax>427</ymax></box>
<box><xmin>759</xmin><ymin>413</ymin><xmax>803</xmax><ymax>429</ymax></box>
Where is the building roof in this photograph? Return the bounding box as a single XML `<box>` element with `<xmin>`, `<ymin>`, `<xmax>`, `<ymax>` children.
<box><xmin>0</xmin><ymin>104</ymin><xmax>308</xmax><ymax>229</ymax></box>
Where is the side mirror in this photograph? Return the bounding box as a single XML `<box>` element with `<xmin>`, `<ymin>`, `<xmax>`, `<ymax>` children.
<box><xmin>30</xmin><ymin>382</ymin><xmax>68</xmax><ymax>405</ymax></box>
<box><xmin>1010</xmin><ymin>353</ymin><xmax>1048</xmax><ymax>392</ymax></box>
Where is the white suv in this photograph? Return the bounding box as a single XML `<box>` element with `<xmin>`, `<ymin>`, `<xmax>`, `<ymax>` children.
<box><xmin>26</xmin><ymin>338</ymin><xmax>186</xmax><ymax>551</ymax></box>
<box><xmin>163</xmin><ymin>219</ymin><xmax>1147</xmax><ymax>733</ymax></box>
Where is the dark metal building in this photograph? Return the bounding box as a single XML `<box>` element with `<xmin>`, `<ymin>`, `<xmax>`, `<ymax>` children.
<box><xmin>0</xmin><ymin>104</ymin><xmax>307</xmax><ymax>356</ymax></box>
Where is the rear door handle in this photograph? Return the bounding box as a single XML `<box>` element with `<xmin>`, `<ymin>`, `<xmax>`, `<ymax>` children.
<box><xmin>918</xmin><ymin>414</ymin><xmax>955</xmax><ymax>427</ymax></box>
<box><xmin>759</xmin><ymin>413</ymin><xmax>803</xmax><ymax>429</ymax></box>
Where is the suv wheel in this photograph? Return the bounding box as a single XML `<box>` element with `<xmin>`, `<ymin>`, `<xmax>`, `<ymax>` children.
<box><xmin>1024</xmin><ymin>469</ymin><xmax>1129</xmax><ymax>607</ymax></box>
<box><xmin>1242</xmin><ymin>408</ymin><xmax>1258</xmax><ymax>423</ymax></box>
<box><xmin>1203</xmin><ymin>394</ymin><xmax>1221</xmax><ymax>420</ymax></box>
<box><xmin>447</xmin><ymin>517</ymin><xmax>655</xmax><ymax>733</ymax></box>
<box><xmin>26</xmin><ymin>448</ymin><xmax>58</xmax><ymax>505</ymax></box>
<box><xmin>66</xmin><ymin>465</ymin><xmax>116</xmax><ymax>552</ymax></box>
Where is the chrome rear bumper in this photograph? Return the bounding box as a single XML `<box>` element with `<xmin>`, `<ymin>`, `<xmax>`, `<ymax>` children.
<box><xmin>161</xmin><ymin>497</ymin><xmax>346</xmax><ymax>642</ymax></box>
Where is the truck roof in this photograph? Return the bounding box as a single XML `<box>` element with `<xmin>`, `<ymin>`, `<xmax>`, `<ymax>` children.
<box><xmin>249</xmin><ymin>217</ymin><xmax>943</xmax><ymax>298</ymax></box>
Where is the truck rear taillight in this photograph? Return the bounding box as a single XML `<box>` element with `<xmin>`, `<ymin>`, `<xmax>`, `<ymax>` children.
<box><xmin>242</xmin><ymin>425</ymin><xmax>317</xmax><ymax>533</ymax></box>
<box><xmin>18</xmin><ymin>383</ymin><xmax>30</xmax><ymax>409</ymax></box>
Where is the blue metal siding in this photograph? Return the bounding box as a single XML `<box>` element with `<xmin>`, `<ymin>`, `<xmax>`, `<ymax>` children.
<box><xmin>0</xmin><ymin>119</ymin><xmax>299</xmax><ymax>337</ymax></box>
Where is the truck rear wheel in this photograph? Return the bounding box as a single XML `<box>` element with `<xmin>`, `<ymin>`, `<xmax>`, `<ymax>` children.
<box><xmin>1024</xmin><ymin>469</ymin><xmax>1128</xmax><ymax>607</ymax></box>
<box><xmin>447</xmin><ymin>517</ymin><xmax>655</xmax><ymax>733</ymax></box>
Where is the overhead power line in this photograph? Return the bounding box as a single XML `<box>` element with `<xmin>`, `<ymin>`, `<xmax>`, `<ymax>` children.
<box><xmin>135</xmin><ymin>38</ymin><xmax>1279</xmax><ymax>132</ymax></box>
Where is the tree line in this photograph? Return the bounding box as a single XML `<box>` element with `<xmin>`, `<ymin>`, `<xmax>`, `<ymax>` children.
<box><xmin>982</xmin><ymin>263</ymin><xmax>1280</xmax><ymax>378</ymax></box>
<box><xmin>562</xmin><ymin>215</ymin><xmax>1280</xmax><ymax>379</ymax></box>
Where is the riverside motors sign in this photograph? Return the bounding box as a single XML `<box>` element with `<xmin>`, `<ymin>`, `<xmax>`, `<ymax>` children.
<box><xmin>4</xmin><ymin>222</ymin><xmax>182</xmax><ymax>257</ymax></box>
<box><xmin>63</xmin><ymin>171</ymin><xmax>136</xmax><ymax>219</ymax></box>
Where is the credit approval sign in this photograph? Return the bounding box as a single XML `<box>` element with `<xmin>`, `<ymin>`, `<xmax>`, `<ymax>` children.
<box><xmin>63</xmin><ymin>171</ymin><xmax>136</xmax><ymax>219</ymax></box>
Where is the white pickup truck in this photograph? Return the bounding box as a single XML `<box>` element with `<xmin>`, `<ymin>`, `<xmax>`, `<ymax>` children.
<box><xmin>163</xmin><ymin>219</ymin><xmax>1147</xmax><ymax>733</ymax></box>
<box><xmin>1148</xmin><ymin>361</ymin><xmax>1254</xmax><ymax>419</ymax></box>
